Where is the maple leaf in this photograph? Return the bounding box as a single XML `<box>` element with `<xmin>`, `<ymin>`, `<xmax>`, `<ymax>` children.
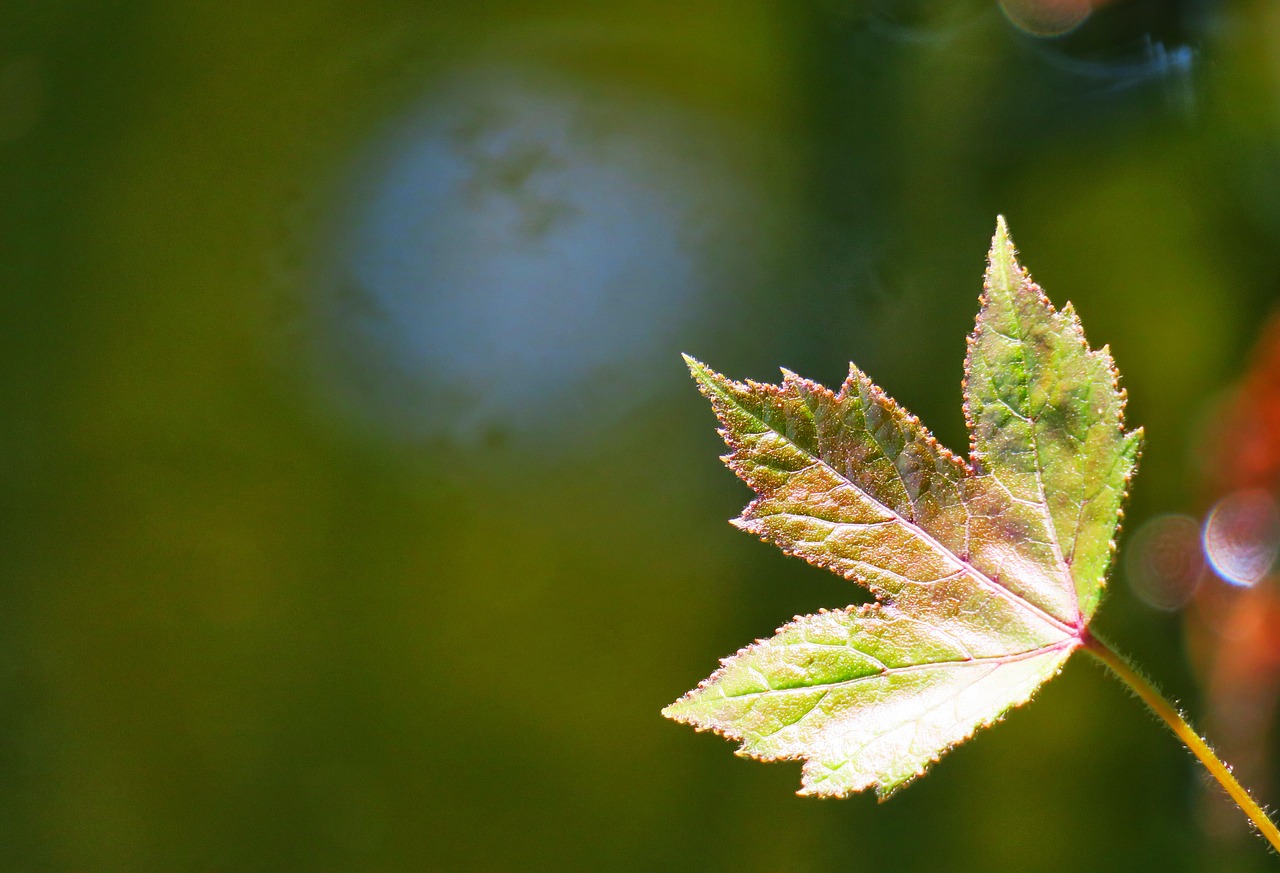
<box><xmin>664</xmin><ymin>217</ymin><xmax>1142</xmax><ymax>799</ymax></box>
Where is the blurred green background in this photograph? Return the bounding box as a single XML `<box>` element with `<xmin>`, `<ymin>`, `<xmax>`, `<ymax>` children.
<box><xmin>4</xmin><ymin>0</ymin><xmax>1280</xmax><ymax>870</ymax></box>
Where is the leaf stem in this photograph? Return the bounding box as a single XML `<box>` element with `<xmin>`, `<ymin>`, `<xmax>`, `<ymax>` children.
<box><xmin>1082</xmin><ymin>631</ymin><xmax>1280</xmax><ymax>852</ymax></box>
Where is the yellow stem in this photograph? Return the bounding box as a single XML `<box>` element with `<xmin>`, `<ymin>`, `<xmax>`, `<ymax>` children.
<box><xmin>1083</xmin><ymin>632</ymin><xmax>1280</xmax><ymax>853</ymax></box>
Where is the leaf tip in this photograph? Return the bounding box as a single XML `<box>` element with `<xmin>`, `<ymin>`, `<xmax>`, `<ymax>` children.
<box><xmin>661</xmin><ymin>692</ymin><xmax>704</xmax><ymax>726</ymax></box>
<box><xmin>683</xmin><ymin>354</ymin><xmax>726</xmax><ymax>398</ymax></box>
<box><xmin>988</xmin><ymin>214</ymin><xmax>1021</xmax><ymax>275</ymax></box>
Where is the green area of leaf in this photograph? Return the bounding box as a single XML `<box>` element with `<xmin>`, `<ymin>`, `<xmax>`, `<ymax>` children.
<box><xmin>664</xmin><ymin>218</ymin><xmax>1141</xmax><ymax>798</ymax></box>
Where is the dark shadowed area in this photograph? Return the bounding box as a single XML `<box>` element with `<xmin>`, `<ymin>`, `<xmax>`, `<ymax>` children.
<box><xmin>4</xmin><ymin>1</ymin><xmax>1280</xmax><ymax>870</ymax></box>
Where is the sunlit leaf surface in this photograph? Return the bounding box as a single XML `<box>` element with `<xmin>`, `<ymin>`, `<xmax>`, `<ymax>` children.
<box><xmin>665</xmin><ymin>218</ymin><xmax>1141</xmax><ymax>797</ymax></box>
